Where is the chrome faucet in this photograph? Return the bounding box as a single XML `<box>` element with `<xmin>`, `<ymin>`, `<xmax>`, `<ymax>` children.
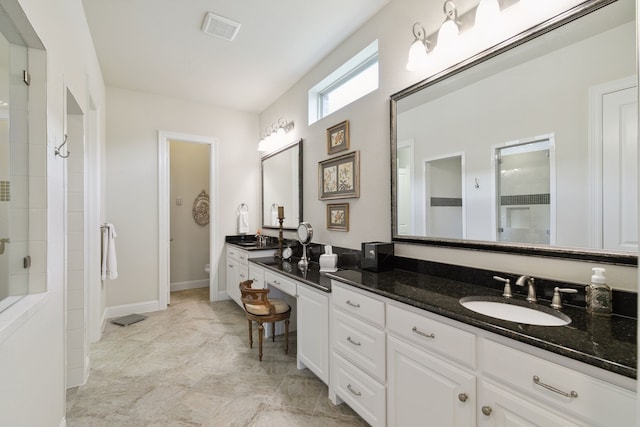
<box><xmin>516</xmin><ymin>275</ymin><xmax>536</xmax><ymax>303</ymax></box>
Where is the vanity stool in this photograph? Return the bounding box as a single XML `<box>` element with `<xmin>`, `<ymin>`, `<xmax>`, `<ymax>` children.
<box><xmin>239</xmin><ymin>280</ymin><xmax>291</xmax><ymax>361</ymax></box>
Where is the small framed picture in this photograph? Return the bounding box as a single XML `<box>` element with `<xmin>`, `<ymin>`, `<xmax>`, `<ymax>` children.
<box><xmin>318</xmin><ymin>151</ymin><xmax>360</xmax><ymax>200</ymax></box>
<box><xmin>327</xmin><ymin>120</ymin><xmax>349</xmax><ymax>155</ymax></box>
<box><xmin>327</xmin><ymin>203</ymin><xmax>349</xmax><ymax>231</ymax></box>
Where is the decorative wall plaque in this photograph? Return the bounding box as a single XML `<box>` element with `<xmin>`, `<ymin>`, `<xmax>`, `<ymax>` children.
<box><xmin>192</xmin><ymin>190</ymin><xmax>210</xmax><ymax>226</ymax></box>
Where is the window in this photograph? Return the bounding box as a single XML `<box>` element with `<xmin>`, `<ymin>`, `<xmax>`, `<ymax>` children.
<box><xmin>309</xmin><ymin>40</ymin><xmax>379</xmax><ymax>124</ymax></box>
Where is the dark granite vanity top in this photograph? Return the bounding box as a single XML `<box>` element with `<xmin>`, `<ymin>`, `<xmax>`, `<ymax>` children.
<box><xmin>327</xmin><ymin>268</ymin><xmax>637</xmax><ymax>379</ymax></box>
<box><xmin>250</xmin><ymin>257</ymin><xmax>333</xmax><ymax>293</ymax></box>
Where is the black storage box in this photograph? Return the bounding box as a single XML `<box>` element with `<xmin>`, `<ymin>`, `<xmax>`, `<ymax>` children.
<box><xmin>361</xmin><ymin>242</ymin><xmax>394</xmax><ymax>272</ymax></box>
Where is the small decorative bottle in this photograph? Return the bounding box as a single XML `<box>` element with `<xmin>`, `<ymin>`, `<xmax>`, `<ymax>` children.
<box><xmin>586</xmin><ymin>267</ymin><xmax>612</xmax><ymax>316</ymax></box>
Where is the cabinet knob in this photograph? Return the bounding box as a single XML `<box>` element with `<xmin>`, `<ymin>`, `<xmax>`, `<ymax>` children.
<box><xmin>481</xmin><ymin>406</ymin><xmax>492</xmax><ymax>416</ymax></box>
<box><xmin>458</xmin><ymin>393</ymin><xmax>468</xmax><ymax>402</ymax></box>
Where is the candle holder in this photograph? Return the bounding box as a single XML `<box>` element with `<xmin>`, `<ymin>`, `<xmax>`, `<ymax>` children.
<box><xmin>275</xmin><ymin>217</ymin><xmax>284</xmax><ymax>258</ymax></box>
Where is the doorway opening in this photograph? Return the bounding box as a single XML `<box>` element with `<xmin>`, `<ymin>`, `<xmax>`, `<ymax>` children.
<box><xmin>158</xmin><ymin>132</ymin><xmax>219</xmax><ymax>307</ymax></box>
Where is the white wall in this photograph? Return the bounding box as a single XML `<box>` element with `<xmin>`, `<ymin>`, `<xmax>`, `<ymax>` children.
<box><xmin>259</xmin><ymin>0</ymin><xmax>637</xmax><ymax>291</ymax></box>
<box><xmin>0</xmin><ymin>0</ymin><xmax>106</xmax><ymax>425</ymax></box>
<box><xmin>105</xmin><ymin>87</ymin><xmax>259</xmax><ymax>306</ymax></box>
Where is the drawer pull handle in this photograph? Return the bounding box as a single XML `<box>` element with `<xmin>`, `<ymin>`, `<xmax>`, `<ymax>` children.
<box><xmin>458</xmin><ymin>393</ymin><xmax>468</xmax><ymax>402</ymax></box>
<box><xmin>533</xmin><ymin>376</ymin><xmax>578</xmax><ymax>399</ymax></box>
<box><xmin>347</xmin><ymin>336</ymin><xmax>362</xmax><ymax>346</ymax></box>
<box><xmin>481</xmin><ymin>406</ymin><xmax>492</xmax><ymax>416</ymax></box>
<box><xmin>347</xmin><ymin>384</ymin><xmax>362</xmax><ymax>396</ymax></box>
<box><xmin>412</xmin><ymin>326</ymin><xmax>435</xmax><ymax>339</ymax></box>
<box><xmin>273</xmin><ymin>280</ymin><xmax>280</xmax><ymax>285</ymax></box>
<box><xmin>346</xmin><ymin>300</ymin><xmax>360</xmax><ymax>308</ymax></box>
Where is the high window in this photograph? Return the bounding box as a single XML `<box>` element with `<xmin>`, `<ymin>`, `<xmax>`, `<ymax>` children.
<box><xmin>309</xmin><ymin>40</ymin><xmax>379</xmax><ymax>124</ymax></box>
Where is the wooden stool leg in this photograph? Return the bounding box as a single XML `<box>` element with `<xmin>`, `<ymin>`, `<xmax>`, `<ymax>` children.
<box><xmin>248</xmin><ymin>319</ymin><xmax>253</xmax><ymax>348</ymax></box>
<box><xmin>272</xmin><ymin>322</ymin><xmax>276</xmax><ymax>342</ymax></box>
<box><xmin>284</xmin><ymin>318</ymin><xmax>290</xmax><ymax>355</ymax></box>
<box><xmin>258</xmin><ymin>322</ymin><xmax>264</xmax><ymax>361</ymax></box>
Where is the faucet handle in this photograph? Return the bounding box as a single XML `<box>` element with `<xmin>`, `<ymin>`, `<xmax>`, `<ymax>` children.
<box><xmin>493</xmin><ymin>276</ymin><xmax>512</xmax><ymax>298</ymax></box>
<box><xmin>551</xmin><ymin>287</ymin><xmax>578</xmax><ymax>309</ymax></box>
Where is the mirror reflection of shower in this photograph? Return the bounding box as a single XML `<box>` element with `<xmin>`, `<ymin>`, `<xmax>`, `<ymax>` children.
<box><xmin>495</xmin><ymin>135</ymin><xmax>555</xmax><ymax>245</ymax></box>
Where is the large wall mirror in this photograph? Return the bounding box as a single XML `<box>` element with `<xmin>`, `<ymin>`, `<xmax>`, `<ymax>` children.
<box><xmin>391</xmin><ymin>0</ymin><xmax>637</xmax><ymax>265</ymax></box>
<box><xmin>261</xmin><ymin>139</ymin><xmax>303</xmax><ymax>230</ymax></box>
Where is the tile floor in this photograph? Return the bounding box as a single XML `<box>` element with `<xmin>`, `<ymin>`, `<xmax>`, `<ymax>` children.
<box><xmin>66</xmin><ymin>287</ymin><xmax>367</xmax><ymax>426</ymax></box>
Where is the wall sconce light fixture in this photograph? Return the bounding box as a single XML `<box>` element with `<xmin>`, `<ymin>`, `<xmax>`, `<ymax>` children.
<box><xmin>406</xmin><ymin>0</ymin><xmax>516</xmax><ymax>71</ymax></box>
<box><xmin>258</xmin><ymin>118</ymin><xmax>295</xmax><ymax>152</ymax></box>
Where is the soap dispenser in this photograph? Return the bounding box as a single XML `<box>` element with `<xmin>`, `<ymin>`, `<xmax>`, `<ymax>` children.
<box><xmin>586</xmin><ymin>267</ymin><xmax>612</xmax><ymax>316</ymax></box>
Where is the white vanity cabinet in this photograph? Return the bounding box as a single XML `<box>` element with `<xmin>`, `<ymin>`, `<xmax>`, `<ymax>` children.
<box><xmin>330</xmin><ymin>282</ymin><xmax>387</xmax><ymax>427</ymax></box>
<box><xmin>225</xmin><ymin>244</ymin><xmax>275</xmax><ymax>306</ymax></box>
<box><xmin>328</xmin><ymin>280</ymin><xmax>637</xmax><ymax>427</ymax></box>
<box><xmin>386</xmin><ymin>304</ymin><xmax>476</xmax><ymax>427</ymax></box>
<box><xmin>478</xmin><ymin>338</ymin><xmax>637</xmax><ymax>427</ymax></box>
<box><xmin>297</xmin><ymin>284</ymin><xmax>329</xmax><ymax>384</ymax></box>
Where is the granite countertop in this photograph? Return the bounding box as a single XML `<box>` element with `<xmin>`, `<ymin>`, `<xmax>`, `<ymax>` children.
<box><xmin>250</xmin><ymin>257</ymin><xmax>333</xmax><ymax>293</ymax></box>
<box><xmin>327</xmin><ymin>268</ymin><xmax>637</xmax><ymax>379</ymax></box>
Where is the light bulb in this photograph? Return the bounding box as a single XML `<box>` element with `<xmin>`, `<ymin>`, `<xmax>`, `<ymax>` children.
<box><xmin>436</xmin><ymin>19</ymin><xmax>459</xmax><ymax>51</ymax></box>
<box><xmin>406</xmin><ymin>39</ymin><xmax>428</xmax><ymax>71</ymax></box>
<box><xmin>476</xmin><ymin>0</ymin><xmax>500</xmax><ymax>29</ymax></box>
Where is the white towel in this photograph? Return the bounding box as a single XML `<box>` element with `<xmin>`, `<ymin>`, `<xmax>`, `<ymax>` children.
<box><xmin>101</xmin><ymin>223</ymin><xmax>118</xmax><ymax>280</ymax></box>
<box><xmin>271</xmin><ymin>205</ymin><xmax>279</xmax><ymax>226</ymax></box>
<box><xmin>238</xmin><ymin>210</ymin><xmax>249</xmax><ymax>234</ymax></box>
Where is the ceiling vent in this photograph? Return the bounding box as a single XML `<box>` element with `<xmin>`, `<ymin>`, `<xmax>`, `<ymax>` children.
<box><xmin>201</xmin><ymin>12</ymin><xmax>241</xmax><ymax>42</ymax></box>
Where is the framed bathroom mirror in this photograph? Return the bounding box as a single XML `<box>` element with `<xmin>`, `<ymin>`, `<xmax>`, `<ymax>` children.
<box><xmin>261</xmin><ymin>139</ymin><xmax>303</xmax><ymax>230</ymax></box>
<box><xmin>391</xmin><ymin>0</ymin><xmax>637</xmax><ymax>264</ymax></box>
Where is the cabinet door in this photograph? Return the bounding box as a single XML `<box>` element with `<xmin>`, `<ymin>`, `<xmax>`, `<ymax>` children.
<box><xmin>226</xmin><ymin>257</ymin><xmax>247</xmax><ymax>307</ymax></box>
<box><xmin>297</xmin><ymin>284</ymin><xmax>329</xmax><ymax>384</ymax></box>
<box><xmin>387</xmin><ymin>336</ymin><xmax>475</xmax><ymax>427</ymax></box>
<box><xmin>478</xmin><ymin>380</ymin><xmax>581</xmax><ymax>427</ymax></box>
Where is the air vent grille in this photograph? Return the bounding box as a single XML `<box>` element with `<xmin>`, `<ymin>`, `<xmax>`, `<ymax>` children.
<box><xmin>201</xmin><ymin>12</ymin><xmax>241</xmax><ymax>41</ymax></box>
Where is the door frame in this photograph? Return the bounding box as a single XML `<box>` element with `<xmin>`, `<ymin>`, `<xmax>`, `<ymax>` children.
<box><xmin>158</xmin><ymin>131</ymin><xmax>219</xmax><ymax>307</ymax></box>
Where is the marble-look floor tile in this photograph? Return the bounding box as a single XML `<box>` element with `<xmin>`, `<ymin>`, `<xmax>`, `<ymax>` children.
<box><xmin>67</xmin><ymin>287</ymin><xmax>366</xmax><ymax>426</ymax></box>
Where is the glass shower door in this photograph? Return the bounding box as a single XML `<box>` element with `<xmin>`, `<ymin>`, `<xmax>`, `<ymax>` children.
<box><xmin>496</xmin><ymin>137</ymin><xmax>554</xmax><ymax>245</ymax></box>
<box><xmin>0</xmin><ymin>30</ymin><xmax>30</xmax><ymax>312</ymax></box>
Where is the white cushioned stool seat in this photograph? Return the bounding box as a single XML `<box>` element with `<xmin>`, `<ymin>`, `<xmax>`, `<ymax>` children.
<box><xmin>245</xmin><ymin>299</ymin><xmax>289</xmax><ymax>316</ymax></box>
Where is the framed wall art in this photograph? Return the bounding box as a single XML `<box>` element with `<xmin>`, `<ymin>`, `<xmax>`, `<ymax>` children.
<box><xmin>326</xmin><ymin>120</ymin><xmax>349</xmax><ymax>155</ymax></box>
<box><xmin>327</xmin><ymin>203</ymin><xmax>349</xmax><ymax>231</ymax></box>
<box><xmin>318</xmin><ymin>151</ymin><xmax>360</xmax><ymax>200</ymax></box>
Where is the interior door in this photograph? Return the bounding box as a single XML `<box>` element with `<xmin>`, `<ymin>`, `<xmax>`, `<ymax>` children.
<box><xmin>602</xmin><ymin>86</ymin><xmax>638</xmax><ymax>251</ymax></box>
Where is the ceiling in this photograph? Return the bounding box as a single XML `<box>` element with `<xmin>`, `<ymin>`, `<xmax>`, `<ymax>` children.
<box><xmin>82</xmin><ymin>0</ymin><xmax>391</xmax><ymax>113</ymax></box>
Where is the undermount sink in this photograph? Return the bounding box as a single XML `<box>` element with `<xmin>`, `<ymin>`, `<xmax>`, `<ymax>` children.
<box><xmin>459</xmin><ymin>296</ymin><xmax>571</xmax><ymax>326</ymax></box>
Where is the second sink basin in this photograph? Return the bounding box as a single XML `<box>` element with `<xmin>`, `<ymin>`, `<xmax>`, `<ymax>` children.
<box><xmin>459</xmin><ymin>296</ymin><xmax>571</xmax><ymax>326</ymax></box>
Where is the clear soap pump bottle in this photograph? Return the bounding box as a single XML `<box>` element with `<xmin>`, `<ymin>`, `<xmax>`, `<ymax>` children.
<box><xmin>586</xmin><ymin>267</ymin><xmax>612</xmax><ymax>316</ymax></box>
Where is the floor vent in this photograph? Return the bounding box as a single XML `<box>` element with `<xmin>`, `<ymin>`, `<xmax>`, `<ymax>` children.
<box><xmin>201</xmin><ymin>12</ymin><xmax>241</xmax><ymax>41</ymax></box>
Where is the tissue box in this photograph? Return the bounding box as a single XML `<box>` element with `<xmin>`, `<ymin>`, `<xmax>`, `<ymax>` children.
<box><xmin>361</xmin><ymin>242</ymin><xmax>394</xmax><ymax>272</ymax></box>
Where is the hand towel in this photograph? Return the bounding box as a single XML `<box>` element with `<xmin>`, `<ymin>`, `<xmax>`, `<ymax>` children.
<box><xmin>271</xmin><ymin>205</ymin><xmax>279</xmax><ymax>226</ymax></box>
<box><xmin>101</xmin><ymin>223</ymin><xmax>119</xmax><ymax>280</ymax></box>
<box><xmin>238</xmin><ymin>210</ymin><xmax>249</xmax><ymax>234</ymax></box>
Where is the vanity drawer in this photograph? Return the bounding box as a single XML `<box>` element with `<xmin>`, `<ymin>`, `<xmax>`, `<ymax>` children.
<box><xmin>333</xmin><ymin>308</ymin><xmax>386</xmax><ymax>382</ymax></box>
<box><xmin>481</xmin><ymin>338</ymin><xmax>636</xmax><ymax>426</ymax></box>
<box><xmin>265</xmin><ymin>271</ymin><xmax>297</xmax><ymax>296</ymax></box>
<box><xmin>387</xmin><ymin>304</ymin><xmax>476</xmax><ymax>369</ymax></box>
<box><xmin>332</xmin><ymin>352</ymin><xmax>386</xmax><ymax>427</ymax></box>
<box><xmin>226</xmin><ymin>246</ymin><xmax>249</xmax><ymax>265</ymax></box>
<box><xmin>332</xmin><ymin>282</ymin><xmax>385</xmax><ymax>327</ymax></box>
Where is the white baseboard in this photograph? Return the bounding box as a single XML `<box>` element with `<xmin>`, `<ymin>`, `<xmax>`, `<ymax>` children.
<box><xmin>105</xmin><ymin>300</ymin><xmax>162</xmax><ymax>319</ymax></box>
<box><xmin>170</xmin><ymin>279</ymin><xmax>208</xmax><ymax>292</ymax></box>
